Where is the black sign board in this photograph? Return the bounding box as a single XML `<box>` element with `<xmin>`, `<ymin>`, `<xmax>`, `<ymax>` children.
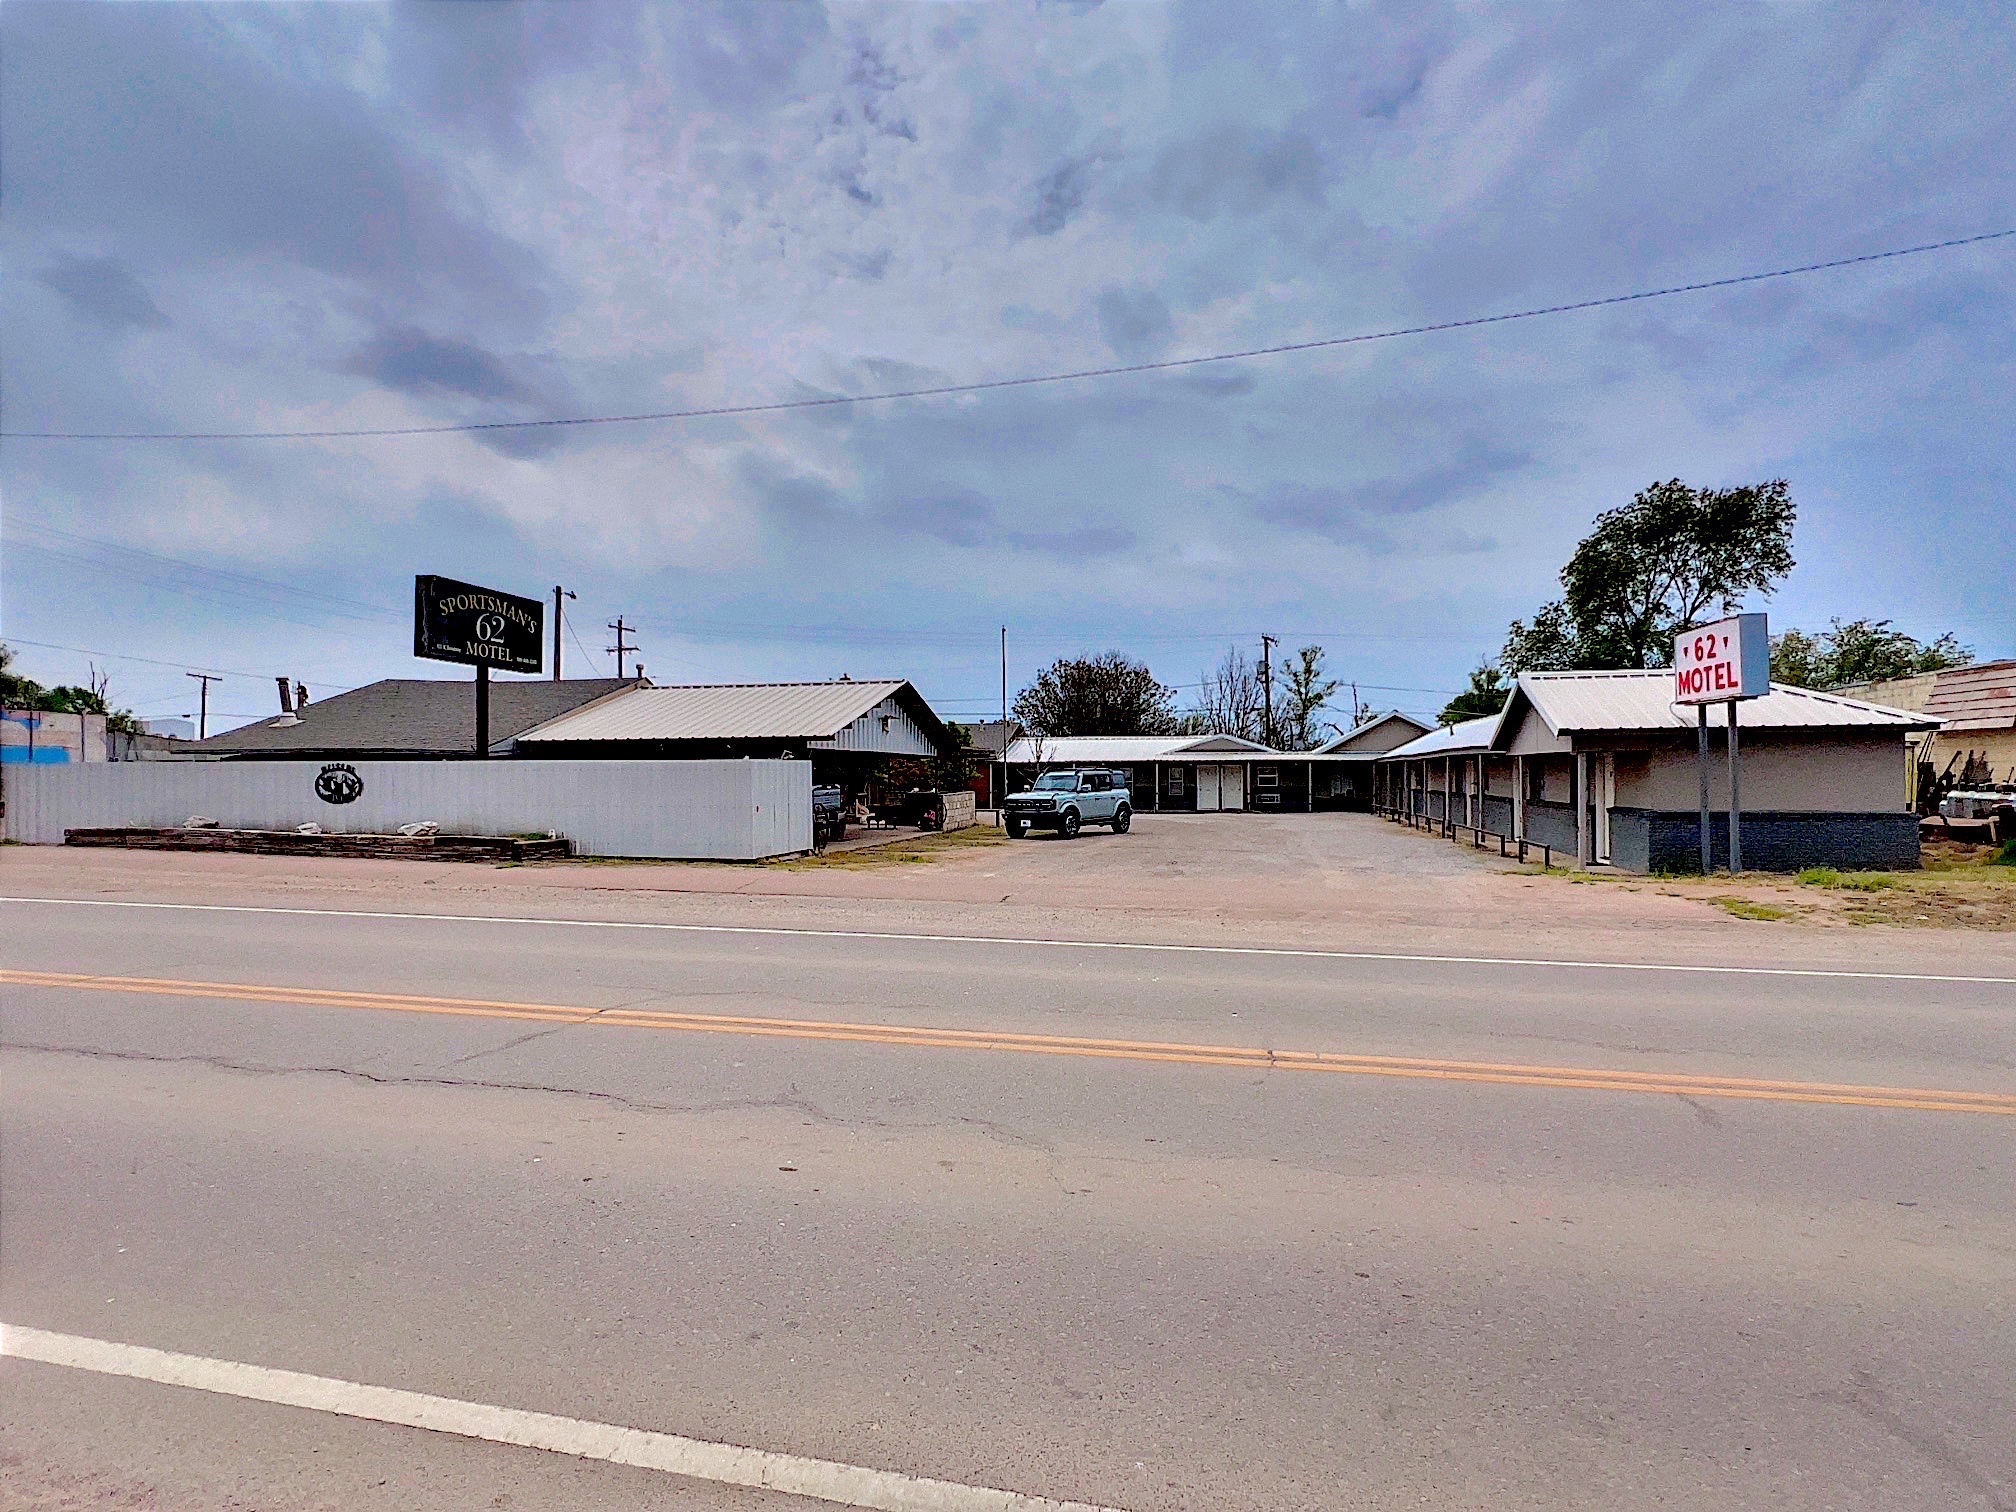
<box><xmin>413</xmin><ymin>575</ymin><xmax>545</xmax><ymax>674</ymax></box>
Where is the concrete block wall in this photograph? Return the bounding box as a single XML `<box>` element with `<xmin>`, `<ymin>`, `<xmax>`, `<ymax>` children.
<box><xmin>1606</xmin><ymin>808</ymin><xmax>1920</xmax><ymax>873</ymax></box>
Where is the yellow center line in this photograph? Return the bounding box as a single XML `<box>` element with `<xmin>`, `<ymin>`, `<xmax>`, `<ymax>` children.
<box><xmin>7</xmin><ymin>969</ymin><xmax>2013</xmax><ymax>1117</ymax></box>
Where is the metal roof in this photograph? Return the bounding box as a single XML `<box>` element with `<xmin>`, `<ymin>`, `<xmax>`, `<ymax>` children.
<box><xmin>1313</xmin><ymin>710</ymin><xmax>1434</xmax><ymax>755</ymax></box>
<box><xmin>516</xmin><ymin>680</ymin><xmax>936</xmax><ymax>744</ymax></box>
<box><xmin>198</xmin><ymin>677</ymin><xmax>636</xmax><ymax>756</ymax></box>
<box><xmin>1381</xmin><ymin>716</ymin><xmax>1498</xmax><ymax>760</ymax></box>
<box><xmin>1508</xmin><ymin>669</ymin><xmax>1940</xmax><ymax>737</ymax></box>
<box><xmin>1002</xmin><ymin>732</ymin><xmax>1275</xmax><ymax>764</ymax></box>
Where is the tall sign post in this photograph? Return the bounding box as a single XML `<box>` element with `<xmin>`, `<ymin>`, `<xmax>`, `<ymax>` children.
<box><xmin>413</xmin><ymin>575</ymin><xmax>544</xmax><ymax>757</ymax></box>
<box><xmin>1673</xmin><ymin>612</ymin><xmax>1769</xmax><ymax>872</ymax></box>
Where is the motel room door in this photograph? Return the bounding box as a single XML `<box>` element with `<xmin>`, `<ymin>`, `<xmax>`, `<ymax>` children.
<box><xmin>1196</xmin><ymin>764</ymin><xmax>1245</xmax><ymax>812</ymax></box>
<box><xmin>1196</xmin><ymin>765</ymin><xmax>1222</xmax><ymax>811</ymax></box>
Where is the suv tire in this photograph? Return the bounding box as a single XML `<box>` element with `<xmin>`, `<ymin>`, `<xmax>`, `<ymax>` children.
<box><xmin>1111</xmin><ymin>804</ymin><xmax>1131</xmax><ymax>833</ymax></box>
<box><xmin>1059</xmin><ymin>808</ymin><xmax>1081</xmax><ymax>839</ymax></box>
<box><xmin>1006</xmin><ymin>818</ymin><xmax>1027</xmax><ymax>838</ymax></box>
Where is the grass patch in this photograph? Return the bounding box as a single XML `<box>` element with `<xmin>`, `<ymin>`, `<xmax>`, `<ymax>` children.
<box><xmin>1710</xmin><ymin>896</ymin><xmax>1797</xmax><ymax>922</ymax></box>
<box><xmin>1994</xmin><ymin>839</ymin><xmax>2016</xmax><ymax>867</ymax></box>
<box><xmin>1796</xmin><ymin>867</ymin><xmax>1900</xmax><ymax>891</ymax></box>
<box><xmin>770</xmin><ymin>825</ymin><xmax>1011</xmax><ymax>871</ymax></box>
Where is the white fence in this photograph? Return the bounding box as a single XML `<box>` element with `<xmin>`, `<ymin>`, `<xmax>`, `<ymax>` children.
<box><xmin>1</xmin><ymin>759</ymin><xmax>811</xmax><ymax>860</ymax></box>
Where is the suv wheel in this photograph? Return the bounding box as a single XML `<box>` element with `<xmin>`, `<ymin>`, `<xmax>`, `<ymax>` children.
<box><xmin>1059</xmin><ymin>808</ymin><xmax>1081</xmax><ymax>839</ymax></box>
<box><xmin>1006</xmin><ymin>818</ymin><xmax>1027</xmax><ymax>838</ymax></box>
<box><xmin>1111</xmin><ymin>804</ymin><xmax>1131</xmax><ymax>833</ymax></box>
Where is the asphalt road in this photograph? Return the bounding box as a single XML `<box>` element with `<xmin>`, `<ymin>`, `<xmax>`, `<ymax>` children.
<box><xmin>4</xmin><ymin>891</ymin><xmax>2013</xmax><ymax>1511</ymax></box>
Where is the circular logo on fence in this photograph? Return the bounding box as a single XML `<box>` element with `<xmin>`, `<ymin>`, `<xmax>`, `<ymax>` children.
<box><xmin>314</xmin><ymin>762</ymin><xmax>363</xmax><ymax>805</ymax></box>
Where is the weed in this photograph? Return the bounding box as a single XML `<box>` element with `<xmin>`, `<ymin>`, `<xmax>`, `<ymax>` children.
<box><xmin>1797</xmin><ymin>867</ymin><xmax>1900</xmax><ymax>891</ymax></box>
<box><xmin>1711</xmin><ymin>896</ymin><xmax>1795</xmax><ymax>922</ymax></box>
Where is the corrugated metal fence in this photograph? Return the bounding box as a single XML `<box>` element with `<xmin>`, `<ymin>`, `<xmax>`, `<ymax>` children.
<box><xmin>1</xmin><ymin>759</ymin><xmax>810</xmax><ymax>860</ymax></box>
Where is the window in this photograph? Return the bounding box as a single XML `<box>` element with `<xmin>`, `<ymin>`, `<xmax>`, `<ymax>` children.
<box><xmin>1257</xmin><ymin>766</ymin><xmax>1278</xmax><ymax>788</ymax></box>
<box><xmin>1167</xmin><ymin>767</ymin><xmax>1185</xmax><ymax>795</ymax></box>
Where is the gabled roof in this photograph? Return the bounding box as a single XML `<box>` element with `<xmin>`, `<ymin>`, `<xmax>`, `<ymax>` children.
<box><xmin>198</xmin><ymin>677</ymin><xmax>637</xmax><ymax>757</ymax></box>
<box><xmin>516</xmin><ymin>679</ymin><xmax>953</xmax><ymax>749</ymax></box>
<box><xmin>1500</xmin><ymin>669</ymin><xmax>1940</xmax><ymax>739</ymax></box>
<box><xmin>953</xmin><ymin>719</ymin><xmax>1023</xmax><ymax>757</ymax></box>
<box><xmin>1381</xmin><ymin>716</ymin><xmax>1498</xmax><ymax>760</ymax></box>
<box><xmin>1313</xmin><ymin>710</ymin><xmax>1434</xmax><ymax>755</ymax></box>
<box><xmin>1001</xmin><ymin>732</ymin><xmax>1275</xmax><ymax>764</ymax></box>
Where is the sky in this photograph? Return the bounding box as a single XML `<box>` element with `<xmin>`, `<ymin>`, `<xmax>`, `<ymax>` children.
<box><xmin>3</xmin><ymin>1</ymin><xmax>2012</xmax><ymax>735</ymax></box>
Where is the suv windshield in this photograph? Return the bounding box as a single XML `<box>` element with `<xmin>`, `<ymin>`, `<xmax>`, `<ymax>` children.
<box><xmin>1032</xmin><ymin>772</ymin><xmax>1080</xmax><ymax>791</ymax></box>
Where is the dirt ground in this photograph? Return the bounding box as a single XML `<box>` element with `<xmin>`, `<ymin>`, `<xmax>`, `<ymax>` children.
<box><xmin>9</xmin><ymin>813</ymin><xmax>2014</xmax><ymax>976</ymax></box>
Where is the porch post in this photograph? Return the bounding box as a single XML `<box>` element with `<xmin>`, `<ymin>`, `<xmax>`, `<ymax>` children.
<box><xmin>1575</xmin><ymin>751</ymin><xmax>1590</xmax><ymax>865</ymax></box>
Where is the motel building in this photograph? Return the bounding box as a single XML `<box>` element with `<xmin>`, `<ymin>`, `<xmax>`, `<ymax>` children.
<box><xmin>999</xmin><ymin>712</ymin><xmax>1431</xmax><ymax>815</ymax></box>
<box><xmin>1373</xmin><ymin>669</ymin><xmax>1939</xmax><ymax>872</ymax></box>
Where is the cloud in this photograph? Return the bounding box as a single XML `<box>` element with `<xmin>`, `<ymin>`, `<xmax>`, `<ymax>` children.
<box><xmin>1024</xmin><ymin>154</ymin><xmax>1097</xmax><ymax>236</ymax></box>
<box><xmin>36</xmin><ymin>252</ymin><xmax>168</xmax><ymax>332</ymax></box>
<box><xmin>1148</xmin><ymin>125</ymin><xmax>1326</xmax><ymax>220</ymax></box>
<box><xmin>3</xmin><ymin>1</ymin><xmax>2012</xmax><ymax>728</ymax></box>
<box><xmin>1094</xmin><ymin>287</ymin><xmax>1173</xmax><ymax>359</ymax></box>
<box><xmin>344</xmin><ymin>327</ymin><xmax>536</xmax><ymax>405</ymax></box>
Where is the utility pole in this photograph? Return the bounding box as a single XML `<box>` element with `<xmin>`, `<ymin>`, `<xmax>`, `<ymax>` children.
<box><xmin>552</xmin><ymin>586</ymin><xmax>575</xmax><ymax>680</ymax></box>
<box><xmin>999</xmin><ymin>626</ymin><xmax>1009</xmax><ymax>823</ymax></box>
<box><xmin>185</xmin><ymin>671</ymin><xmax>221</xmax><ymax>740</ymax></box>
<box><xmin>1259</xmin><ymin>634</ymin><xmax>1278</xmax><ymax>748</ymax></box>
<box><xmin>607</xmin><ymin>617</ymin><xmax>636</xmax><ymax>680</ymax></box>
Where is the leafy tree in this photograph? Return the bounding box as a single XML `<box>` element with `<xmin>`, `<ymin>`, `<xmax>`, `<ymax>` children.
<box><xmin>1771</xmin><ymin>618</ymin><xmax>1973</xmax><ymax>689</ymax></box>
<box><xmin>1501</xmin><ymin>479</ymin><xmax>1796</xmax><ymax>672</ymax></box>
<box><xmin>1276</xmin><ymin>645</ymin><xmax>1341</xmax><ymax>750</ymax></box>
<box><xmin>1012</xmin><ymin>652</ymin><xmax>1177</xmax><ymax>736</ymax></box>
<box><xmin>1439</xmin><ymin>663</ymin><xmax>1509</xmax><ymax>725</ymax></box>
<box><xmin>0</xmin><ymin>644</ymin><xmax>141</xmax><ymax>733</ymax></box>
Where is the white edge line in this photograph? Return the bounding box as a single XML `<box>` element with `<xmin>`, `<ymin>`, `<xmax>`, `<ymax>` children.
<box><xmin>0</xmin><ymin>1323</ymin><xmax>1127</xmax><ymax>1512</ymax></box>
<box><xmin>1</xmin><ymin>895</ymin><xmax>2010</xmax><ymax>986</ymax></box>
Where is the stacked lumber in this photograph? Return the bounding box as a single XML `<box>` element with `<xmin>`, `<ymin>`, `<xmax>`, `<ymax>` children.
<box><xmin>63</xmin><ymin>828</ymin><xmax>572</xmax><ymax>862</ymax></box>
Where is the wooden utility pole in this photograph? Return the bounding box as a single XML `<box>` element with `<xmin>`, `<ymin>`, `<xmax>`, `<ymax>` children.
<box><xmin>552</xmin><ymin>586</ymin><xmax>575</xmax><ymax>680</ymax></box>
<box><xmin>185</xmin><ymin>671</ymin><xmax>221</xmax><ymax>740</ymax></box>
<box><xmin>1259</xmin><ymin>634</ymin><xmax>1278</xmax><ymax>748</ymax></box>
<box><xmin>607</xmin><ymin>617</ymin><xmax>636</xmax><ymax>680</ymax></box>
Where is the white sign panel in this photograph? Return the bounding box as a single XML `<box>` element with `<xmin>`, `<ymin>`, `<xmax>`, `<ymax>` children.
<box><xmin>1673</xmin><ymin>612</ymin><xmax>1769</xmax><ymax>705</ymax></box>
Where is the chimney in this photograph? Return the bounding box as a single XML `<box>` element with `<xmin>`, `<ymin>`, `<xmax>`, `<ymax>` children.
<box><xmin>276</xmin><ymin>676</ymin><xmax>294</xmax><ymax>714</ymax></box>
<box><xmin>634</xmin><ymin>664</ymin><xmax>646</xmax><ymax>682</ymax></box>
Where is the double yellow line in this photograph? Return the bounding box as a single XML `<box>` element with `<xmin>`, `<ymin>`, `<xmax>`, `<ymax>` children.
<box><xmin>8</xmin><ymin>968</ymin><xmax>2014</xmax><ymax>1118</ymax></box>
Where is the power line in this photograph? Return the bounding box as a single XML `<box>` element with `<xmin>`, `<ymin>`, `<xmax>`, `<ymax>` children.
<box><xmin>9</xmin><ymin>229</ymin><xmax>2009</xmax><ymax>443</ymax></box>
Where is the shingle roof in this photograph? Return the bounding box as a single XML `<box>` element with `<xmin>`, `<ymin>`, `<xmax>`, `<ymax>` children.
<box><xmin>1381</xmin><ymin>716</ymin><xmax>1498</xmax><ymax>760</ymax></box>
<box><xmin>199</xmin><ymin>678</ymin><xmax>636</xmax><ymax>756</ymax></box>
<box><xmin>1001</xmin><ymin>732</ymin><xmax>1275</xmax><ymax>763</ymax></box>
<box><xmin>1508</xmin><ymin>669</ymin><xmax>1939</xmax><ymax>736</ymax></box>
<box><xmin>954</xmin><ymin>720</ymin><xmax>1023</xmax><ymax>757</ymax></box>
<box><xmin>516</xmin><ymin>679</ymin><xmax>943</xmax><ymax>744</ymax></box>
<box><xmin>1920</xmin><ymin>660</ymin><xmax>2016</xmax><ymax>732</ymax></box>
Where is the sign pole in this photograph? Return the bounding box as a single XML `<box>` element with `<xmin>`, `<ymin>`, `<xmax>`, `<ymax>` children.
<box><xmin>1727</xmin><ymin>698</ymin><xmax>1742</xmax><ymax>874</ymax></box>
<box><xmin>1697</xmin><ymin>703</ymin><xmax>1711</xmax><ymax>873</ymax></box>
<box><xmin>475</xmin><ymin>664</ymin><xmax>490</xmax><ymax>759</ymax></box>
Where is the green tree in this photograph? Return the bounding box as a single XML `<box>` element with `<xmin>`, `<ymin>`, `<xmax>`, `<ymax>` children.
<box><xmin>1439</xmin><ymin>663</ymin><xmax>1509</xmax><ymax>725</ymax></box>
<box><xmin>1276</xmin><ymin>645</ymin><xmax>1341</xmax><ymax>750</ymax></box>
<box><xmin>1771</xmin><ymin>618</ymin><xmax>1973</xmax><ymax>688</ymax></box>
<box><xmin>1013</xmin><ymin>652</ymin><xmax>1177</xmax><ymax>736</ymax></box>
<box><xmin>1502</xmin><ymin>479</ymin><xmax>1796</xmax><ymax>672</ymax></box>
